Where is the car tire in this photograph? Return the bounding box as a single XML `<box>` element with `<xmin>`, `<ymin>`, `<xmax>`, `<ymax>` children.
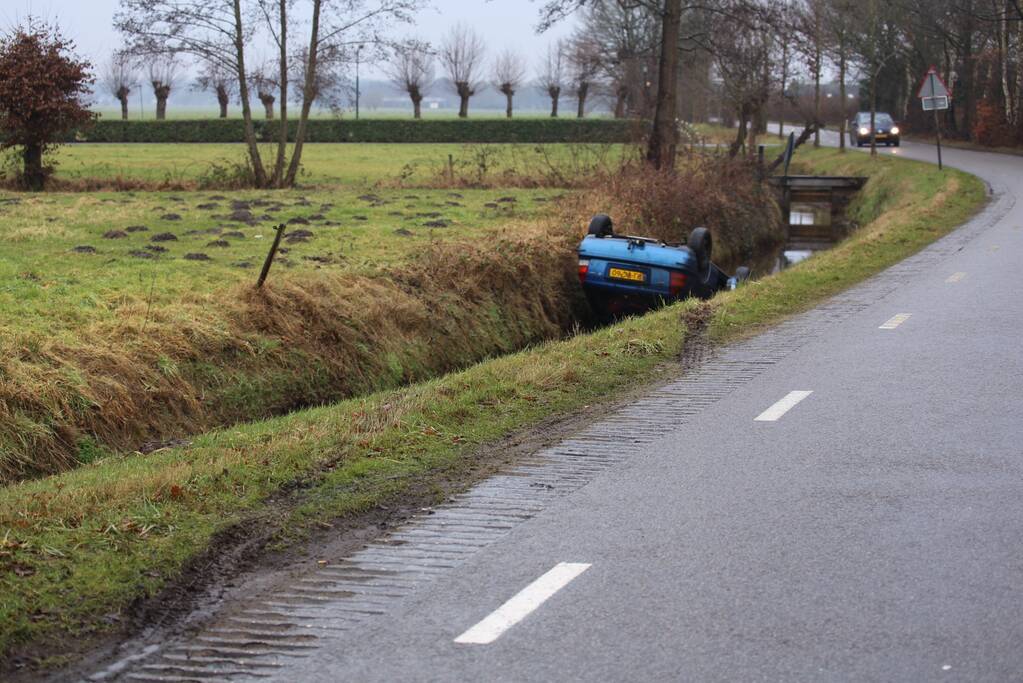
<box><xmin>587</xmin><ymin>214</ymin><xmax>614</xmax><ymax>238</ymax></box>
<box><xmin>893</xmin><ymin>140</ymin><xmax>901</xmax><ymax>147</ymax></box>
<box><xmin>688</xmin><ymin>227</ymin><xmax>712</xmax><ymax>277</ymax></box>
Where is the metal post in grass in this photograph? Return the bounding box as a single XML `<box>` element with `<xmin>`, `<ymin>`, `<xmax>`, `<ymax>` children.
<box><xmin>256</xmin><ymin>224</ymin><xmax>286</xmax><ymax>288</ymax></box>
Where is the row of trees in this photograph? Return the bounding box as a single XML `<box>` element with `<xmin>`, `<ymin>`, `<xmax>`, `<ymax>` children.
<box><xmin>386</xmin><ymin>27</ymin><xmax>602</xmax><ymax>119</ymax></box>
<box><xmin>99</xmin><ymin>26</ymin><xmax>605</xmax><ymax>122</ymax></box>
<box><xmin>102</xmin><ymin>52</ymin><xmax>332</xmax><ymax>121</ymax></box>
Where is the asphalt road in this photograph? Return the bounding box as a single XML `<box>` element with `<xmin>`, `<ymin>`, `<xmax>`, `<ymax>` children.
<box><xmin>290</xmin><ymin>140</ymin><xmax>1022</xmax><ymax>681</ymax></box>
<box><xmin>106</xmin><ymin>136</ymin><xmax>1023</xmax><ymax>682</ymax></box>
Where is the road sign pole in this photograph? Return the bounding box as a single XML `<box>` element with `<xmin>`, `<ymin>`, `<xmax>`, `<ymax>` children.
<box><xmin>920</xmin><ymin>70</ymin><xmax>951</xmax><ymax>171</ymax></box>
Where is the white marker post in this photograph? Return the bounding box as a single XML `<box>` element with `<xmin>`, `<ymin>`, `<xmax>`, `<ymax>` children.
<box><xmin>918</xmin><ymin>67</ymin><xmax>952</xmax><ymax>171</ymax></box>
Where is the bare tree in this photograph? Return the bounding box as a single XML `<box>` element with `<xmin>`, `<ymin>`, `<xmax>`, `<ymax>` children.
<box><xmin>575</xmin><ymin>0</ymin><xmax>659</xmax><ymax>118</ymax></box>
<box><xmin>536</xmin><ymin>40</ymin><xmax>566</xmax><ymax>117</ymax></box>
<box><xmin>566</xmin><ymin>38</ymin><xmax>601</xmax><ymax>117</ymax></box>
<box><xmin>848</xmin><ymin>0</ymin><xmax>902</xmax><ymax>156</ymax></box>
<box><xmin>196</xmin><ymin>62</ymin><xmax>237</xmax><ymax>118</ymax></box>
<box><xmin>710</xmin><ymin>2</ymin><xmax>777</xmax><ymax>156</ymax></box>
<box><xmin>491</xmin><ymin>48</ymin><xmax>526</xmax><ymax>118</ymax></box>
<box><xmin>250</xmin><ymin>63</ymin><xmax>278</xmax><ymax>119</ymax></box>
<box><xmin>385</xmin><ymin>39</ymin><xmax>434</xmax><ymax>118</ymax></box>
<box><xmin>148</xmin><ymin>56</ymin><xmax>178</xmax><ymax>120</ymax></box>
<box><xmin>117</xmin><ymin>0</ymin><xmax>424</xmax><ymax>189</ymax></box>
<box><xmin>824</xmin><ymin>0</ymin><xmax>857</xmax><ymax>150</ymax></box>
<box><xmin>440</xmin><ymin>24</ymin><xmax>486</xmax><ymax>118</ymax></box>
<box><xmin>102</xmin><ymin>51</ymin><xmax>136</xmax><ymax>120</ymax></box>
<box><xmin>291</xmin><ymin>43</ymin><xmax>350</xmax><ymax>112</ymax></box>
<box><xmin>792</xmin><ymin>0</ymin><xmax>829</xmax><ymax>147</ymax></box>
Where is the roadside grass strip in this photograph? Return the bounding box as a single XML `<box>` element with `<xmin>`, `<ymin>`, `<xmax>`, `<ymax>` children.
<box><xmin>454</xmin><ymin>563</ymin><xmax>591</xmax><ymax>645</ymax></box>
<box><xmin>755</xmin><ymin>391</ymin><xmax>814</xmax><ymax>422</ymax></box>
<box><xmin>879</xmin><ymin>314</ymin><xmax>912</xmax><ymax>330</ymax></box>
<box><xmin>0</xmin><ymin>149</ymin><xmax>988</xmax><ymax>664</ymax></box>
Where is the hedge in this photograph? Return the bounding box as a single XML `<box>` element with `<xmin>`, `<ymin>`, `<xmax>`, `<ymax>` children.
<box><xmin>68</xmin><ymin>118</ymin><xmax>643</xmax><ymax>144</ymax></box>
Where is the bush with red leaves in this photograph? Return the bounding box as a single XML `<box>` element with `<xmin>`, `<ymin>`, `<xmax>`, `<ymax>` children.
<box><xmin>972</xmin><ymin>100</ymin><xmax>1017</xmax><ymax>148</ymax></box>
<box><xmin>0</xmin><ymin>19</ymin><xmax>95</xmax><ymax>190</ymax></box>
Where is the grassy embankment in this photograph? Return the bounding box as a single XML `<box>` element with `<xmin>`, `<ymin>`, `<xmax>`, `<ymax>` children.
<box><xmin>0</xmin><ymin>147</ymin><xmax>987</xmax><ymax>665</ymax></box>
<box><xmin>0</xmin><ymin>152</ymin><xmax>588</xmax><ymax>481</ymax></box>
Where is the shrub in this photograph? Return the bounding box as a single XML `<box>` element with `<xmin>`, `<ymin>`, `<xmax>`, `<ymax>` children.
<box><xmin>570</xmin><ymin>156</ymin><xmax>785</xmax><ymax>270</ymax></box>
<box><xmin>68</xmin><ymin>118</ymin><xmax>642</xmax><ymax>144</ymax></box>
<box><xmin>972</xmin><ymin>100</ymin><xmax>1017</xmax><ymax>147</ymax></box>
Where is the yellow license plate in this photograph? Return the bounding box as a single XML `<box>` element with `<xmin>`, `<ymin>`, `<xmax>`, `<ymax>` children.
<box><xmin>608</xmin><ymin>267</ymin><xmax>646</xmax><ymax>283</ymax></box>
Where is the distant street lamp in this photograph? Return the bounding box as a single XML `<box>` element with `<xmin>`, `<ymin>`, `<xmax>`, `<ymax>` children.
<box><xmin>355</xmin><ymin>44</ymin><xmax>364</xmax><ymax>120</ymax></box>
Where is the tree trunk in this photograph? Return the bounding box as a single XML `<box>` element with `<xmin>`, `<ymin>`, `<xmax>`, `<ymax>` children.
<box><xmin>1016</xmin><ymin>16</ymin><xmax>1023</xmax><ymax>130</ymax></box>
<box><xmin>217</xmin><ymin>85</ymin><xmax>229</xmax><ymax>118</ymax></box>
<box><xmin>22</xmin><ymin>142</ymin><xmax>44</xmax><ymax>191</ymax></box>
<box><xmin>778</xmin><ymin>43</ymin><xmax>788</xmax><ymax>138</ymax></box>
<box><xmin>1000</xmin><ymin>4</ymin><xmax>1014</xmax><ymax>125</ymax></box>
<box><xmin>261</xmin><ymin>95</ymin><xmax>275</xmax><ymax>119</ymax></box>
<box><xmin>869</xmin><ymin>70</ymin><xmax>878</xmax><ymax>157</ymax></box>
<box><xmin>284</xmin><ymin>0</ymin><xmax>322</xmax><ymax>187</ymax></box>
<box><xmin>410</xmin><ymin>87</ymin><xmax>423</xmax><ymax>119</ymax></box>
<box><xmin>646</xmin><ymin>0</ymin><xmax>682</xmax><ymax>171</ymax></box>
<box><xmin>502</xmin><ymin>88</ymin><xmax>514</xmax><ymax>118</ymax></box>
<box><xmin>813</xmin><ymin>50</ymin><xmax>821</xmax><ymax>147</ymax></box>
<box><xmin>456</xmin><ymin>82</ymin><xmax>471</xmax><ymax>118</ymax></box>
<box><xmin>613</xmin><ymin>86</ymin><xmax>626</xmax><ymax>118</ymax></box>
<box><xmin>838</xmin><ymin>46</ymin><xmax>847</xmax><ymax>151</ymax></box>
<box><xmin>232</xmin><ymin>0</ymin><xmax>267</xmax><ymax>187</ymax></box>
<box><xmin>155</xmin><ymin>91</ymin><xmax>168</xmax><ymax>120</ymax></box>
<box><xmin>273</xmin><ymin>0</ymin><xmax>290</xmax><ymax>186</ymax></box>
<box><xmin>119</xmin><ymin>94</ymin><xmax>129</xmax><ymax>121</ymax></box>
<box><xmin>729</xmin><ymin>107</ymin><xmax>749</xmax><ymax>158</ymax></box>
<box><xmin>549</xmin><ymin>87</ymin><xmax>560</xmax><ymax>117</ymax></box>
<box><xmin>959</xmin><ymin>3</ymin><xmax>976</xmax><ymax>139</ymax></box>
<box><xmin>576</xmin><ymin>82</ymin><xmax>588</xmax><ymax>118</ymax></box>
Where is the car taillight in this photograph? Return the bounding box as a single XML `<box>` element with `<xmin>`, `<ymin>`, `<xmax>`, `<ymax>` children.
<box><xmin>578</xmin><ymin>259</ymin><xmax>589</xmax><ymax>284</ymax></box>
<box><xmin>669</xmin><ymin>271</ymin><xmax>687</xmax><ymax>296</ymax></box>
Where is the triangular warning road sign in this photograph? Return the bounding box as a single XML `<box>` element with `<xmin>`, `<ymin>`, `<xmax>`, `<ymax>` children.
<box><xmin>918</xmin><ymin>67</ymin><xmax>951</xmax><ymax>99</ymax></box>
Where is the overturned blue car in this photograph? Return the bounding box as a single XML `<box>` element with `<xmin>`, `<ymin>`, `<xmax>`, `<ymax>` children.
<box><xmin>577</xmin><ymin>214</ymin><xmax>749</xmax><ymax>320</ymax></box>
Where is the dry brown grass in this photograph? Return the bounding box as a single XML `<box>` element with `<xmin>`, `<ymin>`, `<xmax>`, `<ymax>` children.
<box><xmin>0</xmin><ymin>221</ymin><xmax>584</xmax><ymax>483</ymax></box>
<box><xmin>558</xmin><ymin>157</ymin><xmax>786</xmax><ymax>270</ymax></box>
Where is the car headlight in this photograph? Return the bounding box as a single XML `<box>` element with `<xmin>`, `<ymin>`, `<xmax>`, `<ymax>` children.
<box><xmin>858</xmin><ymin>127</ymin><xmax>870</xmax><ymax>136</ymax></box>
<box><xmin>890</xmin><ymin>126</ymin><xmax>900</xmax><ymax>135</ymax></box>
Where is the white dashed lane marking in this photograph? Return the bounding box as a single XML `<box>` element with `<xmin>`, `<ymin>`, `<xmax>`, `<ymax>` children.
<box><xmin>880</xmin><ymin>313</ymin><xmax>912</xmax><ymax>330</ymax></box>
<box><xmin>454</xmin><ymin>563</ymin><xmax>591</xmax><ymax>645</ymax></box>
<box><xmin>754</xmin><ymin>391</ymin><xmax>813</xmax><ymax>422</ymax></box>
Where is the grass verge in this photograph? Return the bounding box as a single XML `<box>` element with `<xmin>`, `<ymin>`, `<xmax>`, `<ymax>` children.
<box><xmin>0</xmin><ymin>148</ymin><xmax>987</xmax><ymax>668</ymax></box>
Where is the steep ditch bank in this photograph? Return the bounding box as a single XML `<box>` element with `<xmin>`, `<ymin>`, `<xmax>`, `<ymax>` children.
<box><xmin>2</xmin><ymin>160</ymin><xmax>783</xmax><ymax>485</ymax></box>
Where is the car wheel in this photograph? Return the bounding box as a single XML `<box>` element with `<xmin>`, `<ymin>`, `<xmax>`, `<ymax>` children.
<box><xmin>688</xmin><ymin>227</ymin><xmax>712</xmax><ymax>278</ymax></box>
<box><xmin>587</xmin><ymin>214</ymin><xmax>614</xmax><ymax>238</ymax></box>
<box><xmin>893</xmin><ymin>140</ymin><xmax>901</xmax><ymax>147</ymax></box>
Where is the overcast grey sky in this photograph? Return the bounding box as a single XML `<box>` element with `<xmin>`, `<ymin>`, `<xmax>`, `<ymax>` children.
<box><xmin>1</xmin><ymin>0</ymin><xmax>579</xmax><ymax>79</ymax></box>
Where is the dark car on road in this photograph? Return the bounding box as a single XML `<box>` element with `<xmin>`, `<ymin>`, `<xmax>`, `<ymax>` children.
<box><xmin>849</xmin><ymin>112</ymin><xmax>901</xmax><ymax>147</ymax></box>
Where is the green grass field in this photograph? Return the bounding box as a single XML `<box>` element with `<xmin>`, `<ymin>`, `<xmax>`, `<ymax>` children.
<box><xmin>48</xmin><ymin>141</ymin><xmax>633</xmax><ymax>186</ymax></box>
